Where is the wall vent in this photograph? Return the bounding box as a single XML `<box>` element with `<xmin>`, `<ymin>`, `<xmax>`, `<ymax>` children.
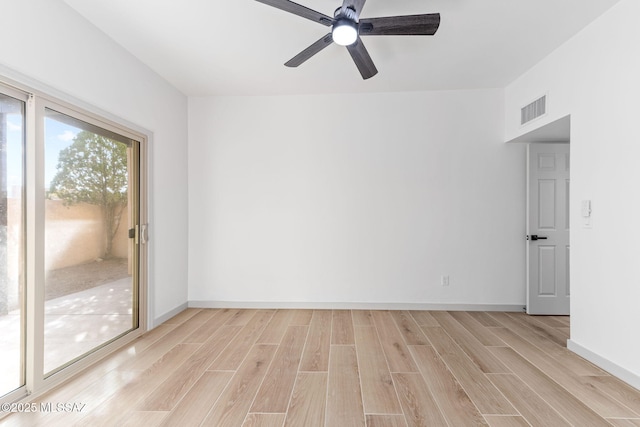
<box><xmin>521</xmin><ymin>95</ymin><xmax>546</xmax><ymax>125</ymax></box>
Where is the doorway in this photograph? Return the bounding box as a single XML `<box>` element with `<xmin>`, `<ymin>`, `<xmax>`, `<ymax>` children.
<box><xmin>507</xmin><ymin>115</ymin><xmax>571</xmax><ymax>315</ymax></box>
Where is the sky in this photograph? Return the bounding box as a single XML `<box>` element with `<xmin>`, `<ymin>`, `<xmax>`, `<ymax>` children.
<box><xmin>5</xmin><ymin>114</ymin><xmax>25</xmax><ymax>194</ymax></box>
<box><xmin>5</xmin><ymin>114</ymin><xmax>80</xmax><ymax>193</ymax></box>
<box><xmin>44</xmin><ymin>118</ymin><xmax>80</xmax><ymax>187</ymax></box>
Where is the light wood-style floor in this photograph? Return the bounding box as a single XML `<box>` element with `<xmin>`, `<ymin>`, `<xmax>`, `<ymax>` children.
<box><xmin>3</xmin><ymin>309</ymin><xmax>640</xmax><ymax>426</ymax></box>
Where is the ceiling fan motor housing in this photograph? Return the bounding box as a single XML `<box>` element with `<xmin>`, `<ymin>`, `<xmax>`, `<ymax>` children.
<box><xmin>335</xmin><ymin>5</ymin><xmax>357</xmax><ymax>19</ymax></box>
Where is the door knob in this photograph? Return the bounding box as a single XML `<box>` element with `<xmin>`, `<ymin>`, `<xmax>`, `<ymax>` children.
<box><xmin>527</xmin><ymin>235</ymin><xmax>548</xmax><ymax>241</ymax></box>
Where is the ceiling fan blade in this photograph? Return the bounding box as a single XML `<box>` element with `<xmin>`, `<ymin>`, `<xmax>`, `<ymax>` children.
<box><xmin>346</xmin><ymin>38</ymin><xmax>378</xmax><ymax>80</ymax></box>
<box><xmin>341</xmin><ymin>0</ymin><xmax>366</xmax><ymax>19</ymax></box>
<box><xmin>359</xmin><ymin>13</ymin><xmax>440</xmax><ymax>36</ymax></box>
<box><xmin>255</xmin><ymin>0</ymin><xmax>334</xmax><ymax>26</ymax></box>
<box><xmin>285</xmin><ymin>34</ymin><xmax>334</xmax><ymax>67</ymax></box>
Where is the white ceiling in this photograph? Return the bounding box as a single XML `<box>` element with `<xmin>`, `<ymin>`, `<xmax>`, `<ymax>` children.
<box><xmin>63</xmin><ymin>0</ymin><xmax>621</xmax><ymax>96</ymax></box>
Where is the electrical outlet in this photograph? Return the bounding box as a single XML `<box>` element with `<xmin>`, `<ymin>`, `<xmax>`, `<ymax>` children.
<box><xmin>441</xmin><ymin>275</ymin><xmax>450</xmax><ymax>287</ymax></box>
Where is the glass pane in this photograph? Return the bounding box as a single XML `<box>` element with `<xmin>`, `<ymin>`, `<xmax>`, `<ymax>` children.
<box><xmin>0</xmin><ymin>93</ymin><xmax>25</xmax><ymax>396</ymax></box>
<box><xmin>43</xmin><ymin>108</ymin><xmax>138</xmax><ymax>374</ymax></box>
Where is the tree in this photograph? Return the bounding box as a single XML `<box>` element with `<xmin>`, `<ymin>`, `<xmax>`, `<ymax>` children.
<box><xmin>50</xmin><ymin>131</ymin><xmax>128</xmax><ymax>259</ymax></box>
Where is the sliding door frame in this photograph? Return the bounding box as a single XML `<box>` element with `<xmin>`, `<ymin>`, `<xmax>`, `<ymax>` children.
<box><xmin>0</xmin><ymin>77</ymin><xmax>149</xmax><ymax>403</ymax></box>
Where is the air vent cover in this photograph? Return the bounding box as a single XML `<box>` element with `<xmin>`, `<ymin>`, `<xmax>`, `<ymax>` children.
<box><xmin>521</xmin><ymin>95</ymin><xmax>546</xmax><ymax>125</ymax></box>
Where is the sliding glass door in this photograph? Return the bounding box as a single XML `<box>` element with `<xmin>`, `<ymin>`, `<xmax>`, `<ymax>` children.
<box><xmin>0</xmin><ymin>91</ymin><xmax>26</xmax><ymax>397</ymax></box>
<box><xmin>0</xmin><ymin>81</ymin><xmax>146</xmax><ymax>400</ymax></box>
<box><xmin>43</xmin><ymin>108</ymin><xmax>140</xmax><ymax>375</ymax></box>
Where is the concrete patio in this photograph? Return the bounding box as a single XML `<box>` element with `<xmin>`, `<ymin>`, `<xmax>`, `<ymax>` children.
<box><xmin>0</xmin><ymin>278</ymin><xmax>133</xmax><ymax>396</ymax></box>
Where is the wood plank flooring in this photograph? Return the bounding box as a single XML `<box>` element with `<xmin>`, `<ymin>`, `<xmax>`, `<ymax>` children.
<box><xmin>4</xmin><ymin>309</ymin><xmax>640</xmax><ymax>426</ymax></box>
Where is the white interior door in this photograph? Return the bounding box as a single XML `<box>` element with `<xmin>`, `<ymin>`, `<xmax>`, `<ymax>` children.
<box><xmin>527</xmin><ymin>143</ymin><xmax>570</xmax><ymax>315</ymax></box>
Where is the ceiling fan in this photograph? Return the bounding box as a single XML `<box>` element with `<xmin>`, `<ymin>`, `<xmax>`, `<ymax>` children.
<box><xmin>255</xmin><ymin>0</ymin><xmax>441</xmax><ymax>80</ymax></box>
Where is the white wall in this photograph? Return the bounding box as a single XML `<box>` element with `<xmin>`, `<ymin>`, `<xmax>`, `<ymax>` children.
<box><xmin>505</xmin><ymin>0</ymin><xmax>640</xmax><ymax>387</ymax></box>
<box><xmin>189</xmin><ymin>89</ymin><xmax>526</xmax><ymax>308</ymax></box>
<box><xmin>0</xmin><ymin>0</ymin><xmax>189</xmax><ymax>325</ymax></box>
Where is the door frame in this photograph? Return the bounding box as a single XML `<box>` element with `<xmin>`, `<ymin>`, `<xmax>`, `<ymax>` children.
<box><xmin>508</xmin><ymin>115</ymin><xmax>571</xmax><ymax>316</ymax></box>
<box><xmin>0</xmin><ymin>77</ymin><xmax>149</xmax><ymax>403</ymax></box>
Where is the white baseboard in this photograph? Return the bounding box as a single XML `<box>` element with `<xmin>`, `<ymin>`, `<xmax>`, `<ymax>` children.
<box><xmin>568</xmin><ymin>339</ymin><xmax>640</xmax><ymax>391</ymax></box>
<box><xmin>154</xmin><ymin>302</ymin><xmax>188</xmax><ymax>326</ymax></box>
<box><xmin>188</xmin><ymin>300</ymin><xmax>525</xmax><ymax>312</ymax></box>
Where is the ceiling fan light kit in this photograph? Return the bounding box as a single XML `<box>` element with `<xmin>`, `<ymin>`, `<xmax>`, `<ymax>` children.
<box><xmin>256</xmin><ymin>0</ymin><xmax>440</xmax><ymax>80</ymax></box>
<box><xmin>332</xmin><ymin>19</ymin><xmax>358</xmax><ymax>46</ymax></box>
